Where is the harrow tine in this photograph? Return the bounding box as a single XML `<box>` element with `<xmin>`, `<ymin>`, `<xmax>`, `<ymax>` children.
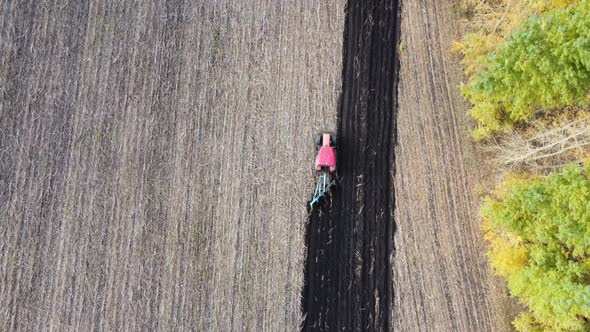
<box><xmin>310</xmin><ymin>172</ymin><xmax>334</xmax><ymax>209</ymax></box>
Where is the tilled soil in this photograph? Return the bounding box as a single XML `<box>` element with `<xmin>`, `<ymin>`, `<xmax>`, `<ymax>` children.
<box><xmin>301</xmin><ymin>0</ymin><xmax>400</xmax><ymax>331</ymax></box>
<box><xmin>303</xmin><ymin>0</ymin><xmax>519</xmax><ymax>331</ymax></box>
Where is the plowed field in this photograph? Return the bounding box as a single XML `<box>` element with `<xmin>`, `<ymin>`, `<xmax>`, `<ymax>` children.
<box><xmin>301</xmin><ymin>0</ymin><xmax>399</xmax><ymax>331</ymax></box>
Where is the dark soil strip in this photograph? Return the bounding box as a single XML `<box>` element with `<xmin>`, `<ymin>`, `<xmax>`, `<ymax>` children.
<box><xmin>301</xmin><ymin>0</ymin><xmax>400</xmax><ymax>331</ymax></box>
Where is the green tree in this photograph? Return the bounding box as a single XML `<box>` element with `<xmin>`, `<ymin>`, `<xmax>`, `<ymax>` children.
<box><xmin>461</xmin><ymin>0</ymin><xmax>590</xmax><ymax>139</ymax></box>
<box><xmin>482</xmin><ymin>164</ymin><xmax>590</xmax><ymax>331</ymax></box>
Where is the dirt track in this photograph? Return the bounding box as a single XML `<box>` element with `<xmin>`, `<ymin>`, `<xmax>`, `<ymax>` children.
<box><xmin>0</xmin><ymin>1</ymin><xmax>344</xmax><ymax>330</ymax></box>
<box><xmin>302</xmin><ymin>1</ymin><xmax>399</xmax><ymax>330</ymax></box>
<box><xmin>392</xmin><ymin>0</ymin><xmax>517</xmax><ymax>330</ymax></box>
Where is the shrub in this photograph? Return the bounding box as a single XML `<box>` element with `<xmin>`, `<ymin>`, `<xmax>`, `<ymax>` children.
<box><xmin>453</xmin><ymin>0</ymin><xmax>578</xmax><ymax>79</ymax></box>
<box><xmin>482</xmin><ymin>164</ymin><xmax>590</xmax><ymax>331</ymax></box>
<box><xmin>455</xmin><ymin>0</ymin><xmax>590</xmax><ymax>139</ymax></box>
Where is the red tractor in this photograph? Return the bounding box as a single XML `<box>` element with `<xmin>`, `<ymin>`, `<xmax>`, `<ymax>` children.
<box><xmin>310</xmin><ymin>132</ymin><xmax>337</xmax><ymax>208</ymax></box>
<box><xmin>315</xmin><ymin>133</ymin><xmax>337</xmax><ymax>172</ymax></box>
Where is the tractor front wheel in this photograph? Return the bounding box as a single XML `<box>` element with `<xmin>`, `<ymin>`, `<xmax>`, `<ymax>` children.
<box><xmin>315</xmin><ymin>133</ymin><xmax>322</xmax><ymax>147</ymax></box>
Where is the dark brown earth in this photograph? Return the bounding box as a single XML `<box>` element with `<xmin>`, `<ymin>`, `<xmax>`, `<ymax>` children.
<box><xmin>301</xmin><ymin>0</ymin><xmax>399</xmax><ymax>331</ymax></box>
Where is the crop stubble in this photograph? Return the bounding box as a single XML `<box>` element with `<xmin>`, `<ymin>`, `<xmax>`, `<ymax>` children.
<box><xmin>0</xmin><ymin>1</ymin><xmax>345</xmax><ymax>330</ymax></box>
<box><xmin>392</xmin><ymin>0</ymin><xmax>518</xmax><ymax>330</ymax></box>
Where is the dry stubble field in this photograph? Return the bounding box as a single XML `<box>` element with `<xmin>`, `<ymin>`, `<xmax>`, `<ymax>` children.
<box><xmin>392</xmin><ymin>0</ymin><xmax>520</xmax><ymax>330</ymax></box>
<box><xmin>0</xmin><ymin>1</ymin><xmax>345</xmax><ymax>330</ymax></box>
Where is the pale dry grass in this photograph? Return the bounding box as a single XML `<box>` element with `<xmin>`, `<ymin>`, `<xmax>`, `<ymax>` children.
<box><xmin>456</xmin><ymin>0</ymin><xmax>568</xmax><ymax>35</ymax></box>
<box><xmin>489</xmin><ymin>115</ymin><xmax>590</xmax><ymax>172</ymax></box>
